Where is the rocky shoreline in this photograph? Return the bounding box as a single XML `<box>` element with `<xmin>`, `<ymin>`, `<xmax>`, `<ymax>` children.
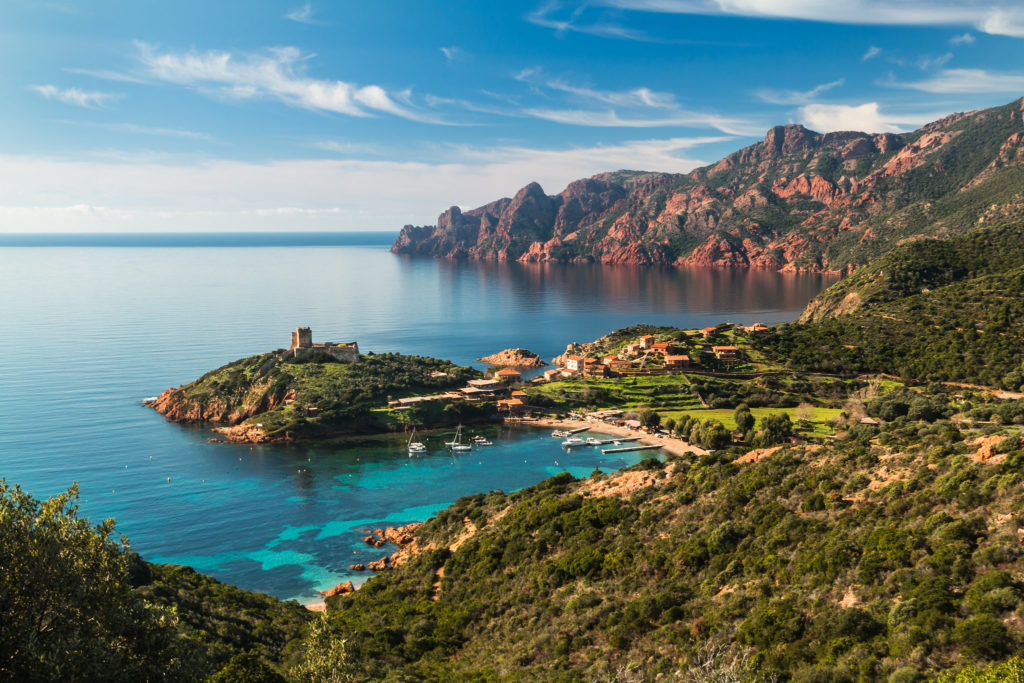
<box><xmin>476</xmin><ymin>348</ymin><xmax>546</xmax><ymax>368</ymax></box>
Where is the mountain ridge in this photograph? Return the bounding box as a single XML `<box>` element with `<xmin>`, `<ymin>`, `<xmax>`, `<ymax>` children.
<box><xmin>393</xmin><ymin>97</ymin><xmax>1024</xmax><ymax>273</ymax></box>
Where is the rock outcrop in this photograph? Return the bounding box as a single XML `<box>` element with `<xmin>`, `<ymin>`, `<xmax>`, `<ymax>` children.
<box><xmin>320</xmin><ymin>580</ymin><xmax>355</xmax><ymax>598</ymax></box>
<box><xmin>393</xmin><ymin>98</ymin><xmax>1024</xmax><ymax>273</ymax></box>
<box><xmin>477</xmin><ymin>348</ymin><xmax>546</xmax><ymax>368</ymax></box>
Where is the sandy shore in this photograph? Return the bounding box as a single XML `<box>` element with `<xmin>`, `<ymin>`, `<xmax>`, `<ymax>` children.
<box><xmin>304</xmin><ymin>601</ymin><xmax>326</xmax><ymax>612</ymax></box>
<box><xmin>520</xmin><ymin>416</ymin><xmax>708</xmax><ymax>458</ymax></box>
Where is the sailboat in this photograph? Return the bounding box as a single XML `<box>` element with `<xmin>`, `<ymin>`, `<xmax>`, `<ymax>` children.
<box><xmin>449</xmin><ymin>424</ymin><xmax>473</xmax><ymax>452</ymax></box>
<box><xmin>407</xmin><ymin>428</ymin><xmax>427</xmax><ymax>455</ymax></box>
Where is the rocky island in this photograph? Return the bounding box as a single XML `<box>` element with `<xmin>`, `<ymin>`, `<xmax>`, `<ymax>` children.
<box><xmin>476</xmin><ymin>347</ymin><xmax>546</xmax><ymax>368</ymax></box>
<box><xmin>394</xmin><ymin>96</ymin><xmax>1024</xmax><ymax>275</ymax></box>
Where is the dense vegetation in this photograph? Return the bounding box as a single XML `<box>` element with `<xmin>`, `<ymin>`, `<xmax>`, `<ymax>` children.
<box><xmin>157</xmin><ymin>350</ymin><xmax>480</xmax><ymax>438</ymax></box>
<box><xmin>760</xmin><ymin>223</ymin><xmax>1024</xmax><ymax>387</ymax></box>
<box><xmin>0</xmin><ymin>481</ymin><xmax>310</xmax><ymax>681</ymax></box>
<box><xmin>317</xmin><ymin>386</ymin><xmax>1024</xmax><ymax>680</ymax></box>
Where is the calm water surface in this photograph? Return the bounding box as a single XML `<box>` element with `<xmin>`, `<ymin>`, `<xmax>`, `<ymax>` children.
<box><xmin>0</xmin><ymin>234</ymin><xmax>836</xmax><ymax>602</ymax></box>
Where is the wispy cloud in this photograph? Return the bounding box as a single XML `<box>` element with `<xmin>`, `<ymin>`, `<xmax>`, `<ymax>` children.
<box><xmin>755</xmin><ymin>78</ymin><xmax>844</xmax><ymax>105</ymax></box>
<box><xmin>862</xmin><ymin>46</ymin><xmax>882</xmax><ymax>61</ymax></box>
<box><xmin>917</xmin><ymin>52</ymin><xmax>953</xmax><ymax>69</ymax></box>
<box><xmin>135</xmin><ymin>42</ymin><xmax>445</xmax><ymax>123</ymax></box>
<box><xmin>596</xmin><ymin>1</ymin><xmax>1024</xmax><ymax>39</ymax></box>
<box><xmin>32</xmin><ymin>84</ymin><xmax>118</xmax><ymax>108</ymax></box>
<box><xmin>58</xmin><ymin>120</ymin><xmax>211</xmax><ymax>140</ymax></box>
<box><xmin>285</xmin><ymin>2</ymin><xmax>316</xmax><ymax>24</ymax></box>
<box><xmin>799</xmin><ymin>101</ymin><xmax>939</xmax><ymax>133</ymax></box>
<box><xmin>527</xmin><ymin>1</ymin><xmax>656</xmax><ymax>41</ymax></box>
<box><xmin>440</xmin><ymin>46</ymin><xmax>465</xmax><ymax>62</ymax></box>
<box><xmin>888</xmin><ymin>68</ymin><xmax>1024</xmax><ymax>93</ymax></box>
<box><xmin>513</xmin><ymin>75</ymin><xmax>759</xmax><ymax>134</ymax></box>
<box><xmin>949</xmin><ymin>32</ymin><xmax>975</xmax><ymax>45</ymax></box>
<box><xmin>65</xmin><ymin>67</ymin><xmax>149</xmax><ymax>84</ymax></box>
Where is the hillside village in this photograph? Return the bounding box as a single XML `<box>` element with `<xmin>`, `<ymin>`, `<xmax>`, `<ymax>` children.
<box><xmin>387</xmin><ymin>322</ymin><xmax>773</xmax><ymax>423</ymax></box>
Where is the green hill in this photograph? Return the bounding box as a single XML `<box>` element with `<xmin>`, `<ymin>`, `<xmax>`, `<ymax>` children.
<box><xmin>151</xmin><ymin>350</ymin><xmax>483</xmax><ymax>441</ymax></box>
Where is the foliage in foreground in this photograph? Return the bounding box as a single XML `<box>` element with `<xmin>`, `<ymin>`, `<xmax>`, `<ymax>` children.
<box><xmin>0</xmin><ymin>480</ymin><xmax>309</xmax><ymax>682</ymax></box>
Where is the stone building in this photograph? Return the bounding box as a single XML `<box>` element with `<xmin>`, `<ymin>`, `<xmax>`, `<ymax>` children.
<box><xmin>288</xmin><ymin>327</ymin><xmax>359</xmax><ymax>362</ymax></box>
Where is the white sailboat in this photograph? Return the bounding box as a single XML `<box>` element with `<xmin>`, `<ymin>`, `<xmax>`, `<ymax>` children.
<box><xmin>407</xmin><ymin>428</ymin><xmax>427</xmax><ymax>455</ymax></box>
<box><xmin>449</xmin><ymin>425</ymin><xmax>473</xmax><ymax>452</ymax></box>
<box><xmin>562</xmin><ymin>437</ymin><xmax>587</xmax><ymax>448</ymax></box>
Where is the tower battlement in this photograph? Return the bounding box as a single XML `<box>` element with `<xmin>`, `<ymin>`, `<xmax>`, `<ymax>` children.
<box><xmin>288</xmin><ymin>327</ymin><xmax>359</xmax><ymax>362</ymax></box>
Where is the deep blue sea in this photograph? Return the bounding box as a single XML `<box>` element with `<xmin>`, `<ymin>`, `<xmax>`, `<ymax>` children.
<box><xmin>0</xmin><ymin>233</ymin><xmax>836</xmax><ymax>603</ymax></box>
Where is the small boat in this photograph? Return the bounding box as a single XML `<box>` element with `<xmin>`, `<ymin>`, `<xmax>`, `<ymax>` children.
<box><xmin>551</xmin><ymin>430</ymin><xmax>570</xmax><ymax>438</ymax></box>
<box><xmin>562</xmin><ymin>437</ymin><xmax>587</xmax><ymax>448</ymax></box>
<box><xmin>141</xmin><ymin>396</ymin><xmax>159</xmax><ymax>405</ymax></box>
<box><xmin>407</xmin><ymin>428</ymin><xmax>426</xmax><ymax>455</ymax></box>
<box><xmin>585</xmin><ymin>437</ymin><xmax>603</xmax><ymax>446</ymax></box>
<box><xmin>449</xmin><ymin>425</ymin><xmax>473</xmax><ymax>452</ymax></box>
<box><xmin>472</xmin><ymin>435</ymin><xmax>493</xmax><ymax>446</ymax></box>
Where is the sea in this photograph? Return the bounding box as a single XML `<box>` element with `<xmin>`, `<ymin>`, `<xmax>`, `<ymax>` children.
<box><xmin>0</xmin><ymin>232</ymin><xmax>836</xmax><ymax>603</ymax></box>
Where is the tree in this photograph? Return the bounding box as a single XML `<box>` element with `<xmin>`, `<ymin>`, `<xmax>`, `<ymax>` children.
<box><xmin>209</xmin><ymin>653</ymin><xmax>286</xmax><ymax>683</ymax></box>
<box><xmin>756</xmin><ymin>413</ymin><xmax>792</xmax><ymax>447</ymax></box>
<box><xmin>734</xmin><ymin>404</ymin><xmax>755</xmax><ymax>433</ymax></box>
<box><xmin>289</xmin><ymin>614</ymin><xmax>356</xmax><ymax>683</ymax></box>
<box><xmin>639</xmin><ymin>408</ymin><xmax>662</xmax><ymax>430</ymax></box>
<box><xmin>0</xmin><ymin>480</ymin><xmax>199</xmax><ymax>681</ymax></box>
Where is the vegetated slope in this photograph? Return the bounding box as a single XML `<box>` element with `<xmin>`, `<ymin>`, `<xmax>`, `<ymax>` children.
<box><xmin>151</xmin><ymin>350</ymin><xmax>480</xmax><ymax>440</ymax></box>
<box><xmin>323</xmin><ymin>408</ymin><xmax>1024</xmax><ymax>681</ymax></box>
<box><xmin>136</xmin><ymin>563</ymin><xmax>312</xmax><ymax>675</ymax></box>
<box><xmin>759</xmin><ymin>223</ymin><xmax>1024</xmax><ymax>387</ymax></box>
<box><xmin>393</xmin><ymin>97</ymin><xmax>1024</xmax><ymax>273</ymax></box>
<box><xmin>800</xmin><ymin>222</ymin><xmax>1024</xmax><ymax>321</ymax></box>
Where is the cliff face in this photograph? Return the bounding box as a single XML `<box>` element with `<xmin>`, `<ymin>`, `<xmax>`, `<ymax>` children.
<box><xmin>393</xmin><ymin>97</ymin><xmax>1024</xmax><ymax>273</ymax></box>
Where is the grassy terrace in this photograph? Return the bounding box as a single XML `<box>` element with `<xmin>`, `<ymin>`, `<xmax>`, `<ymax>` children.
<box><xmin>661</xmin><ymin>406</ymin><xmax>843</xmax><ymax>437</ymax></box>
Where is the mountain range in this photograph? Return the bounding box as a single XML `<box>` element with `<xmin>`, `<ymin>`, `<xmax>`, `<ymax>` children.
<box><xmin>393</xmin><ymin>97</ymin><xmax>1024</xmax><ymax>273</ymax></box>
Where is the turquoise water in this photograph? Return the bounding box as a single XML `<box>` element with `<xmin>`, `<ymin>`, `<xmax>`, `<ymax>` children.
<box><xmin>0</xmin><ymin>235</ymin><xmax>835</xmax><ymax>602</ymax></box>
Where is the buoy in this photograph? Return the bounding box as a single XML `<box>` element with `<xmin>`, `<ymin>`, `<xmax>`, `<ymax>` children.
<box><xmin>167</xmin><ymin>477</ymin><xmax>171</xmax><ymax>483</ymax></box>
<box><xmin>125</xmin><ymin>465</ymin><xmax>128</xmax><ymax>469</ymax></box>
<box><xmin>149</xmin><ymin>456</ymin><xmax>152</xmax><ymax>460</ymax></box>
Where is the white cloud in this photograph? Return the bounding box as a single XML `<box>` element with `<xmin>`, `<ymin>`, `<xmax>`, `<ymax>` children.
<box><xmin>597</xmin><ymin>1</ymin><xmax>1024</xmax><ymax>38</ymax></box>
<box><xmin>917</xmin><ymin>52</ymin><xmax>953</xmax><ymax>69</ymax></box>
<box><xmin>59</xmin><ymin>120</ymin><xmax>211</xmax><ymax>139</ymax></box>
<box><xmin>524</xmin><ymin>107</ymin><xmax>757</xmax><ymax>134</ymax></box>
<box><xmin>440</xmin><ymin>46</ymin><xmax>464</xmax><ymax>62</ymax></box>
<box><xmin>862</xmin><ymin>46</ymin><xmax>882</xmax><ymax>61</ymax></box>
<box><xmin>285</xmin><ymin>2</ymin><xmax>315</xmax><ymax>24</ymax></box>
<box><xmin>756</xmin><ymin>78</ymin><xmax>844</xmax><ymax>105</ymax></box>
<box><xmin>527</xmin><ymin>2</ymin><xmax>656</xmax><ymax>41</ymax></box>
<box><xmin>32</xmin><ymin>84</ymin><xmax>118</xmax><ymax>108</ymax></box>
<box><xmin>135</xmin><ymin>42</ymin><xmax>443</xmax><ymax>123</ymax></box>
<box><xmin>950</xmin><ymin>32</ymin><xmax>975</xmax><ymax>44</ymax></box>
<box><xmin>799</xmin><ymin>101</ymin><xmax>936</xmax><ymax>133</ymax></box>
<box><xmin>0</xmin><ymin>136</ymin><xmax>724</xmax><ymax>232</ymax></box>
<box><xmin>890</xmin><ymin>68</ymin><xmax>1024</xmax><ymax>93</ymax></box>
<box><xmin>514</xmin><ymin>76</ymin><xmax>760</xmax><ymax>134</ymax></box>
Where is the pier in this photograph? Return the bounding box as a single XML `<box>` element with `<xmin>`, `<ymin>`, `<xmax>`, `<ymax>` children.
<box><xmin>601</xmin><ymin>444</ymin><xmax>663</xmax><ymax>454</ymax></box>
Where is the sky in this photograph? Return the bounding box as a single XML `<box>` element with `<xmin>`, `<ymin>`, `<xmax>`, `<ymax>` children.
<box><xmin>2</xmin><ymin>1</ymin><xmax>1023</xmax><ymax>233</ymax></box>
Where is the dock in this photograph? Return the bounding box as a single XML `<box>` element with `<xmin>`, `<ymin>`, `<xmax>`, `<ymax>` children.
<box><xmin>587</xmin><ymin>436</ymin><xmax>642</xmax><ymax>446</ymax></box>
<box><xmin>567</xmin><ymin>426</ymin><xmax>589</xmax><ymax>434</ymax></box>
<box><xmin>601</xmin><ymin>444</ymin><xmax>663</xmax><ymax>454</ymax></box>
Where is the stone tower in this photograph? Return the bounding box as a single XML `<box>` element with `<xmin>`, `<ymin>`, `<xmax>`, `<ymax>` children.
<box><xmin>290</xmin><ymin>327</ymin><xmax>312</xmax><ymax>351</ymax></box>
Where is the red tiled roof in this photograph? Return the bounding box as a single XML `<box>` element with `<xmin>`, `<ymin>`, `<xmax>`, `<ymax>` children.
<box><xmin>496</xmin><ymin>368</ymin><xmax>521</xmax><ymax>376</ymax></box>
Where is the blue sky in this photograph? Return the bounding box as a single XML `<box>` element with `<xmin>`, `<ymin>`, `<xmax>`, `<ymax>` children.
<box><xmin>2</xmin><ymin>1</ymin><xmax>1023</xmax><ymax>232</ymax></box>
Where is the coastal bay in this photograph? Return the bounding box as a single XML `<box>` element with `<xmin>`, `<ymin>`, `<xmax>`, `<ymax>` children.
<box><xmin>0</xmin><ymin>236</ymin><xmax>833</xmax><ymax>602</ymax></box>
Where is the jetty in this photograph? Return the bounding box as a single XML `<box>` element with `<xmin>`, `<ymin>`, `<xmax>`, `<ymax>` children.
<box><xmin>601</xmin><ymin>444</ymin><xmax>663</xmax><ymax>454</ymax></box>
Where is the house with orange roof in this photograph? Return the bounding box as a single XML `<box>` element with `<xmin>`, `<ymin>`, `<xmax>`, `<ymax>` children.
<box><xmin>712</xmin><ymin>345</ymin><xmax>738</xmax><ymax>360</ymax></box>
<box><xmin>664</xmin><ymin>354</ymin><xmax>690</xmax><ymax>370</ymax></box>
<box><xmin>495</xmin><ymin>368</ymin><xmax>522</xmax><ymax>382</ymax></box>
<box><xmin>564</xmin><ymin>355</ymin><xmax>584</xmax><ymax>372</ymax></box>
<box><xmin>639</xmin><ymin>335</ymin><xmax>655</xmax><ymax>349</ymax></box>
